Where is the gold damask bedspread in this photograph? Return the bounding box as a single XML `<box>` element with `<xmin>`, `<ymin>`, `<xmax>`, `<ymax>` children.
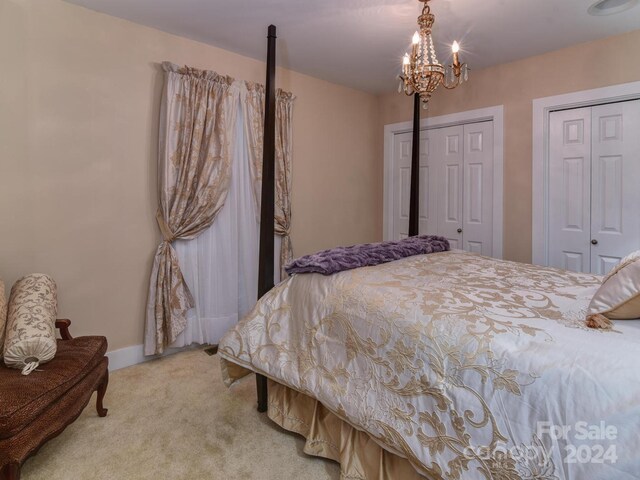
<box><xmin>218</xmin><ymin>251</ymin><xmax>640</xmax><ymax>480</ymax></box>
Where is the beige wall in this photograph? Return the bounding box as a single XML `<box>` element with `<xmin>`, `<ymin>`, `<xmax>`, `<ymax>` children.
<box><xmin>3</xmin><ymin>0</ymin><xmax>640</xmax><ymax>353</ymax></box>
<box><xmin>0</xmin><ymin>0</ymin><xmax>382</xmax><ymax>351</ymax></box>
<box><xmin>379</xmin><ymin>29</ymin><xmax>640</xmax><ymax>264</ymax></box>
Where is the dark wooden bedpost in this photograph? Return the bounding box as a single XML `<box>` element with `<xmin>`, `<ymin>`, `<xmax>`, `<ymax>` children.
<box><xmin>256</xmin><ymin>24</ymin><xmax>277</xmax><ymax>413</ymax></box>
<box><xmin>408</xmin><ymin>93</ymin><xmax>420</xmax><ymax>237</ymax></box>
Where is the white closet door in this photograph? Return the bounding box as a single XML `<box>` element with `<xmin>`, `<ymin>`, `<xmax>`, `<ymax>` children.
<box><xmin>435</xmin><ymin>125</ymin><xmax>464</xmax><ymax>249</ymax></box>
<box><xmin>549</xmin><ymin>107</ymin><xmax>592</xmax><ymax>272</ymax></box>
<box><xmin>392</xmin><ymin>130</ymin><xmax>432</xmax><ymax>240</ymax></box>
<box><xmin>390</xmin><ymin>122</ymin><xmax>495</xmax><ymax>254</ymax></box>
<box><xmin>462</xmin><ymin>122</ymin><xmax>493</xmax><ymax>255</ymax></box>
<box><xmin>590</xmin><ymin>100</ymin><xmax>640</xmax><ymax>274</ymax></box>
<box><xmin>418</xmin><ymin>131</ymin><xmax>437</xmax><ymax>236</ymax></box>
<box><xmin>393</xmin><ymin>131</ymin><xmax>412</xmax><ymax>240</ymax></box>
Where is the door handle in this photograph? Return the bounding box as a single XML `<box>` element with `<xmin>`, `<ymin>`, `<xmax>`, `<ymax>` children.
<box><xmin>457</xmin><ymin>228</ymin><xmax>463</xmax><ymax>234</ymax></box>
<box><xmin>591</xmin><ymin>239</ymin><xmax>598</xmax><ymax>245</ymax></box>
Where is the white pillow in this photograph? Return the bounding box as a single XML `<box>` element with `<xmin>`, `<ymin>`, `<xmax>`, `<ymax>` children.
<box><xmin>0</xmin><ymin>279</ymin><xmax>6</xmax><ymax>358</ymax></box>
<box><xmin>587</xmin><ymin>250</ymin><xmax>640</xmax><ymax>329</ymax></box>
<box><xmin>3</xmin><ymin>274</ymin><xmax>58</xmax><ymax>375</ymax></box>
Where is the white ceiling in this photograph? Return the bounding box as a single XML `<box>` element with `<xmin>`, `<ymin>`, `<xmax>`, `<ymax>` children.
<box><xmin>64</xmin><ymin>0</ymin><xmax>640</xmax><ymax>93</ymax></box>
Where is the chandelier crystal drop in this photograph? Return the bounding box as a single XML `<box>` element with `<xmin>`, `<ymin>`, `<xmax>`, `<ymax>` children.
<box><xmin>399</xmin><ymin>0</ymin><xmax>469</xmax><ymax>108</ymax></box>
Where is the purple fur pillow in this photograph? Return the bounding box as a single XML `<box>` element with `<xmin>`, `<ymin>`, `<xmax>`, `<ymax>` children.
<box><xmin>285</xmin><ymin>235</ymin><xmax>450</xmax><ymax>276</ymax></box>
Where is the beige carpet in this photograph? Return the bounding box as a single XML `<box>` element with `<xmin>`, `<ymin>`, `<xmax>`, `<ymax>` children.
<box><xmin>21</xmin><ymin>348</ymin><xmax>341</xmax><ymax>480</ymax></box>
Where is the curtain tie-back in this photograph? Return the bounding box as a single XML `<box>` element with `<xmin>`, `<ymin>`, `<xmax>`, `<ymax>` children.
<box><xmin>156</xmin><ymin>210</ymin><xmax>177</xmax><ymax>243</ymax></box>
<box><xmin>274</xmin><ymin>223</ymin><xmax>290</xmax><ymax>237</ymax></box>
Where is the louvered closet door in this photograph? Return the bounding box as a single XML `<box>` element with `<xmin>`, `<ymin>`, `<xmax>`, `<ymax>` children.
<box><xmin>392</xmin><ymin>130</ymin><xmax>433</xmax><ymax>240</ymax></box>
<box><xmin>462</xmin><ymin>121</ymin><xmax>494</xmax><ymax>255</ymax></box>
<box><xmin>435</xmin><ymin>125</ymin><xmax>464</xmax><ymax>249</ymax></box>
<box><xmin>590</xmin><ymin>100</ymin><xmax>640</xmax><ymax>274</ymax></box>
<box><xmin>548</xmin><ymin>108</ymin><xmax>592</xmax><ymax>272</ymax></box>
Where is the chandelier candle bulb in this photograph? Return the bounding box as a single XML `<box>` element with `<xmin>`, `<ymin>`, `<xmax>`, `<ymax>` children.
<box><xmin>452</xmin><ymin>41</ymin><xmax>460</xmax><ymax>67</ymax></box>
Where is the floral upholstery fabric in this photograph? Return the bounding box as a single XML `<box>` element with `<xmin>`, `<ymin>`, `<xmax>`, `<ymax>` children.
<box><xmin>3</xmin><ymin>274</ymin><xmax>57</xmax><ymax>375</ymax></box>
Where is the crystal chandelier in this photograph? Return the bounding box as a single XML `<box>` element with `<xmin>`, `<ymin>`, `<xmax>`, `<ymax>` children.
<box><xmin>399</xmin><ymin>0</ymin><xmax>469</xmax><ymax>107</ymax></box>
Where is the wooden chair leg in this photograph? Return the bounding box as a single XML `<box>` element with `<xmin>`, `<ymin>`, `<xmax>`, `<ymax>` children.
<box><xmin>96</xmin><ymin>370</ymin><xmax>109</xmax><ymax>417</ymax></box>
<box><xmin>4</xmin><ymin>462</ymin><xmax>21</xmax><ymax>480</ymax></box>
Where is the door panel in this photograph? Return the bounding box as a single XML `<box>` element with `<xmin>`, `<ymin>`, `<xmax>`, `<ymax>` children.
<box><xmin>435</xmin><ymin>125</ymin><xmax>464</xmax><ymax>248</ymax></box>
<box><xmin>548</xmin><ymin>108</ymin><xmax>592</xmax><ymax>272</ymax></box>
<box><xmin>590</xmin><ymin>100</ymin><xmax>640</xmax><ymax>274</ymax></box>
<box><xmin>393</xmin><ymin>132</ymin><xmax>412</xmax><ymax>240</ymax></box>
<box><xmin>445</xmin><ymin>165</ymin><xmax>461</xmax><ymax>221</ymax></box>
<box><xmin>392</xmin><ymin>131</ymin><xmax>433</xmax><ymax>240</ymax></box>
<box><xmin>463</xmin><ymin>122</ymin><xmax>493</xmax><ymax>256</ymax></box>
<box><xmin>419</xmin><ymin>135</ymin><xmax>438</xmax><ymax>236</ymax></box>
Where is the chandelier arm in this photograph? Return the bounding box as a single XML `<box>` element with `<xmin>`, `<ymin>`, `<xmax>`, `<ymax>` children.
<box><xmin>442</xmin><ymin>79</ymin><xmax>461</xmax><ymax>90</ymax></box>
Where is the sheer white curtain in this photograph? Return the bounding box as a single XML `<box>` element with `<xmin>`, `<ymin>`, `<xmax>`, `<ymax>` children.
<box><xmin>170</xmin><ymin>89</ymin><xmax>260</xmax><ymax>348</ymax></box>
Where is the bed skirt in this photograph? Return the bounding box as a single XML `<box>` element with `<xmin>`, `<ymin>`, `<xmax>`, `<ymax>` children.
<box><xmin>267</xmin><ymin>380</ymin><xmax>429</xmax><ymax>480</ymax></box>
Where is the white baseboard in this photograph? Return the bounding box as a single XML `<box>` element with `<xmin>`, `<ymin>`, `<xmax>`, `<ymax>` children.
<box><xmin>106</xmin><ymin>344</ymin><xmax>195</xmax><ymax>371</ymax></box>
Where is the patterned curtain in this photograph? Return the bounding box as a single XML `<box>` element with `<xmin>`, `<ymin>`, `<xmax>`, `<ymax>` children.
<box><xmin>242</xmin><ymin>82</ymin><xmax>295</xmax><ymax>279</ymax></box>
<box><xmin>274</xmin><ymin>90</ymin><xmax>295</xmax><ymax>277</ymax></box>
<box><xmin>241</xmin><ymin>82</ymin><xmax>264</xmax><ymax>214</ymax></box>
<box><xmin>144</xmin><ymin>62</ymin><xmax>238</xmax><ymax>355</ymax></box>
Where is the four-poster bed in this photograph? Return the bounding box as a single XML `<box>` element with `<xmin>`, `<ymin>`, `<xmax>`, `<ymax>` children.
<box><xmin>253</xmin><ymin>26</ymin><xmax>425</xmax><ymax>412</ymax></box>
<box><xmin>219</xmin><ymin>24</ymin><xmax>640</xmax><ymax>480</ymax></box>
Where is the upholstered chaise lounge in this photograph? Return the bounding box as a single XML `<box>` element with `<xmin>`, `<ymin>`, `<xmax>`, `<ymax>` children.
<box><xmin>0</xmin><ymin>319</ymin><xmax>109</xmax><ymax>480</ymax></box>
